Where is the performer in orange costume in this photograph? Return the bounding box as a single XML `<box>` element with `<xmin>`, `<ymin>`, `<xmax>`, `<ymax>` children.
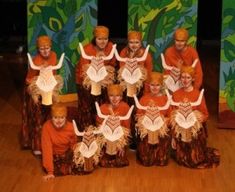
<box><xmin>136</xmin><ymin>72</ymin><xmax>171</xmax><ymax>166</ymax></box>
<box><xmin>25</xmin><ymin>36</ymin><xmax>57</xmax><ymax>83</ymax></box>
<box><xmin>118</xmin><ymin>31</ymin><xmax>153</xmax><ymax>149</ymax></box>
<box><xmin>21</xmin><ymin>36</ymin><xmax>62</xmax><ymax>155</ymax></box>
<box><xmin>41</xmin><ymin>104</ymin><xmax>77</xmax><ymax>181</ymax></box>
<box><xmin>118</xmin><ymin>31</ymin><xmax>153</xmax><ymax>76</ymax></box>
<box><xmin>164</xmin><ymin>28</ymin><xmax>203</xmax><ymax>90</ymax></box>
<box><xmin>170</xmin><ymin>66</ymin><xmax>220</xmax><ymax>168</ymax></box>
<box><xmin>75</xmin><ymin>25</ymin><xmax>116</xmax><ymax>130</ymax></box>
<box><xmin>96</xmin><ymin>84</ymin><xmax>131</xmax><ymax>167</ymax></box>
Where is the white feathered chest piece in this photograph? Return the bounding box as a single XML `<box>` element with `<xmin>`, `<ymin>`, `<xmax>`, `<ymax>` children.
<box><xmin>36</xmin><ymin>67</ymin><xmax>57</xmax><ymax>92</ymax></box>
<box><xmin>175</xmin><ymin>102</ymin><xmax>197</xmax><ymax>129</ymax></box>
<box><xmin>102</xmin><ymin>116</ymin><xmax>124</xmax><ymax>142</ymax></box>
<box><xmin>142</xmin><ymin>106</ymin><xmax>165</xmax><ymax>131</ymax></box>
<box><xmin>121</xmin><ymin>62</ymin><xmax>142</xmax><ymax>85</ymax></box>
<box><xmin>86</xmin><ymin>59</ymin><xmax>108</xmax><ymax>83</ymax></box>
<box><xmin>79</xmin><ymin>131</ymin><xmax>99</xmax><ymax>158</ymax></box>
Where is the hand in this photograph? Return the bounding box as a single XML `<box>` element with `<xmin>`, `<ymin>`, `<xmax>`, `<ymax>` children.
<box><xmin>117</xmin><ymin>149</ymin><xmax>125</xmax><ymax>157</ymax></box>
<box><xmin>171</xmin><ymin>138</ymin><xmax>176</xmax><ymax>149</ymax></box>
<box><xmin>43</xmin><ymin>174</ymin><xmax>55</xmax><ymax>181</ymax></box>
<box><xmin>97</xmin><ymin>57</ymin><xmax>104</xmax><ymax>65</ymax></box>
<box><xmin>32</xmin><ymin>95</ymin><xmax>40</xmax><ymax>105</ymax></box>
<box><xmin>91</xmin><ymin>57</ymin><xmax>98</xmax><ymax>65</ymax></box>
<box><xmin>41</xmin><ymin>61</ymin><xmax>49</xmax><ymax>67</ymax></box>
<box><xmin>91</xmin><ymin>57</ymin><xmax>104</xmax><ymax>66</ymax></box>
<box><xmin>195</xmin><ymin>112</ymin><xmax>204</xmax><ymax>123</ymax></box>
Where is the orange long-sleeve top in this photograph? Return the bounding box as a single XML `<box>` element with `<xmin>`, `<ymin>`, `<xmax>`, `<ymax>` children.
<box><xmin>164</xmin><ymin>46</ymin><xmax>203</xmax><ymax>90</ymax></box>
<box><xmin>41</xmin><ymin>120</ymin><xmax>77</xmax><ymax>174</ymax></box>
<box><xmin>75</xmin><ymin>42</ymin><xmax>116</xmax><ymax>84</ymax></box>
<box><xmin>96</xmin><ymin>101</ymin><xmax>131</xmax><ymax>129</ymax></box>
<box><xmin>118</xmin><ymin>46</ymin><xmax>153</xmax><ymax>77</ymax></box>
<box><xmin>137</xmin><ymin>93</ymin><xmax>171</xmax><ymax>117</ymax></box>
<box><xmin>172</xmin><ymin>88</ymin><xmax>209</xmax><ymax>121</ymax></box>
<box><xmin>25</xmin><ymin>51</ymin><xmax>57</xmax><ymax>84</ymax></box>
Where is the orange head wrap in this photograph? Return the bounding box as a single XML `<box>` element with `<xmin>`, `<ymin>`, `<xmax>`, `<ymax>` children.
<box><xmin>147</xmin><ymin>72</ymin><xmax>163</xmax><ymax>85</ymax></box>
<box><xmin>107</xmin><ymin>84</ymin><xmax>123</xmax><ymax>96</ymax></box>
<box><xmin>93</xmin><ymin>25</ymin><xmax>109</xmax><ymax>38</ymax></box>
<box><xmin>128</xmin><ymin>31</ymin><xmax>142</xmax><ymax>41</ymax></box>
<box><xmin>37</xmin><ymin>35</ymin><xmax>52</xmax><ymax>48</ymax></box>
<box><xmin>51</xmin><ymin>103</ymin><xmax>67</xmax><ymax>117</ymax></box>
<box><xmin>174</xmin><ymin>28</ymin><xmax>189</xmax><ymax>41</ymax></box>
<box><xmin>181</xmin><ymin>65</ymin><xmax>195</xmax><ymax>78</ymax></box>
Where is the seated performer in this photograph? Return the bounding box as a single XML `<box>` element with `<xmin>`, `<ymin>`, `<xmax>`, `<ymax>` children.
<box><xmin>135</xmin><ymin>72</ymin><xmax>171</xmax><ymax>166</ymax></box>
<box><xmin>163</xmin><ymin>28</ymin><xmax>203</xmax><ymax>91</ymax></box>
<box><xmin>21</xmin><ymin>35</ymin><xmax>63</xmax><ymax>155</ymax></box>
<box><xmin>170</xmin><ymin>66</ymin><xmax>220</xmax><ymax>168</ymax></box>
<box><xmin>75</xmin><ymin>25</ymin><xmax>116</xmax><ymax>130</ymax></box>
<box><xmin>96</xmin><ymin>84</ymin><xmax>133</xmax><ymax>167</ymax></box>
<box><xmin>41</xmin><ymin>104</ymin><xmax>77</xmax><ymax>180</ymax></box>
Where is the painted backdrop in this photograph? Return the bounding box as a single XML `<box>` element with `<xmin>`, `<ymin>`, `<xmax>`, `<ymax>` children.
<box><xmin>218</xmin><ymin>0</ymin><xmax>235</xmax><ymax>128</ymax></box>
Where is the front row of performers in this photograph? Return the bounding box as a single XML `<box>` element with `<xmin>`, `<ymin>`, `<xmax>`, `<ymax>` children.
<box><xmin>21</xmin><ymin>26</ymin><xmax>220</xmax><ymax>181</ymax></box>
<box><xmin>42</xmin><ymin>69</ymin><xmax>219</xmax><ymax>181</ymax></box>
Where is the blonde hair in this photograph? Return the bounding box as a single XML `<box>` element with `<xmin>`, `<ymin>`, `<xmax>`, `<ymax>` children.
<box><xmin>147</xmin><ymin>72</ymin><xmax>163</xmax><ymax>85</ymax></box>
<box><xmin>181</xmin><ymin>65</ymin><xmax>195</xmax><ymax>78</ymax></box>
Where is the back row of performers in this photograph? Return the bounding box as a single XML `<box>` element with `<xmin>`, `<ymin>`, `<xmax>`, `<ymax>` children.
<box><xmin>21</xmin><ymin>26</ymin><xmax>220</xmax><ymax>180</ymax></box>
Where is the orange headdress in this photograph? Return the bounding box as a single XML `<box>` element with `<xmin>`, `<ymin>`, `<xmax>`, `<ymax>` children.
<box><xmin>107</xmin><ymin>84</ymin><xmax>123</xmax><ymax>96</ymax></box>
<box><xmin>51</xmin><ymin>103</ymin><xmax>67</xmax><ymax>117</ymax></box>
<box><xmin>93</xmin><ymin>25</ymin><xmax>109</xmax><ymax>38</ymax></box>
<box><xmin>128</xmin><ymin>31</ymin><xmax>142</xmax><ymax>41</ymax></box>
<box><xmin>147</xmin><ymin>72</ymin><xmax>164</xmax><ymax>85</ymax></box>
<box><xmin>37</xmin><ymin>35</ymin><xmax>52</xmax><ymax>48</ymax></box>
<box><xmin>181</xmin><ymin>65</ymin><xmax>195</xmax><ymax>78</ymax></box>
<box><xmin>174</xmin><ymin>28</ymin><xmax>189</xmax><ymax>41</ymax></box>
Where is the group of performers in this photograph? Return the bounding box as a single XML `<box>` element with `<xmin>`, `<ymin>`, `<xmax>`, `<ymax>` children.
<box><xmin>21</xmin><ymin>25</ymin><xmax>220</xmax><ymax>181</ymax></box>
